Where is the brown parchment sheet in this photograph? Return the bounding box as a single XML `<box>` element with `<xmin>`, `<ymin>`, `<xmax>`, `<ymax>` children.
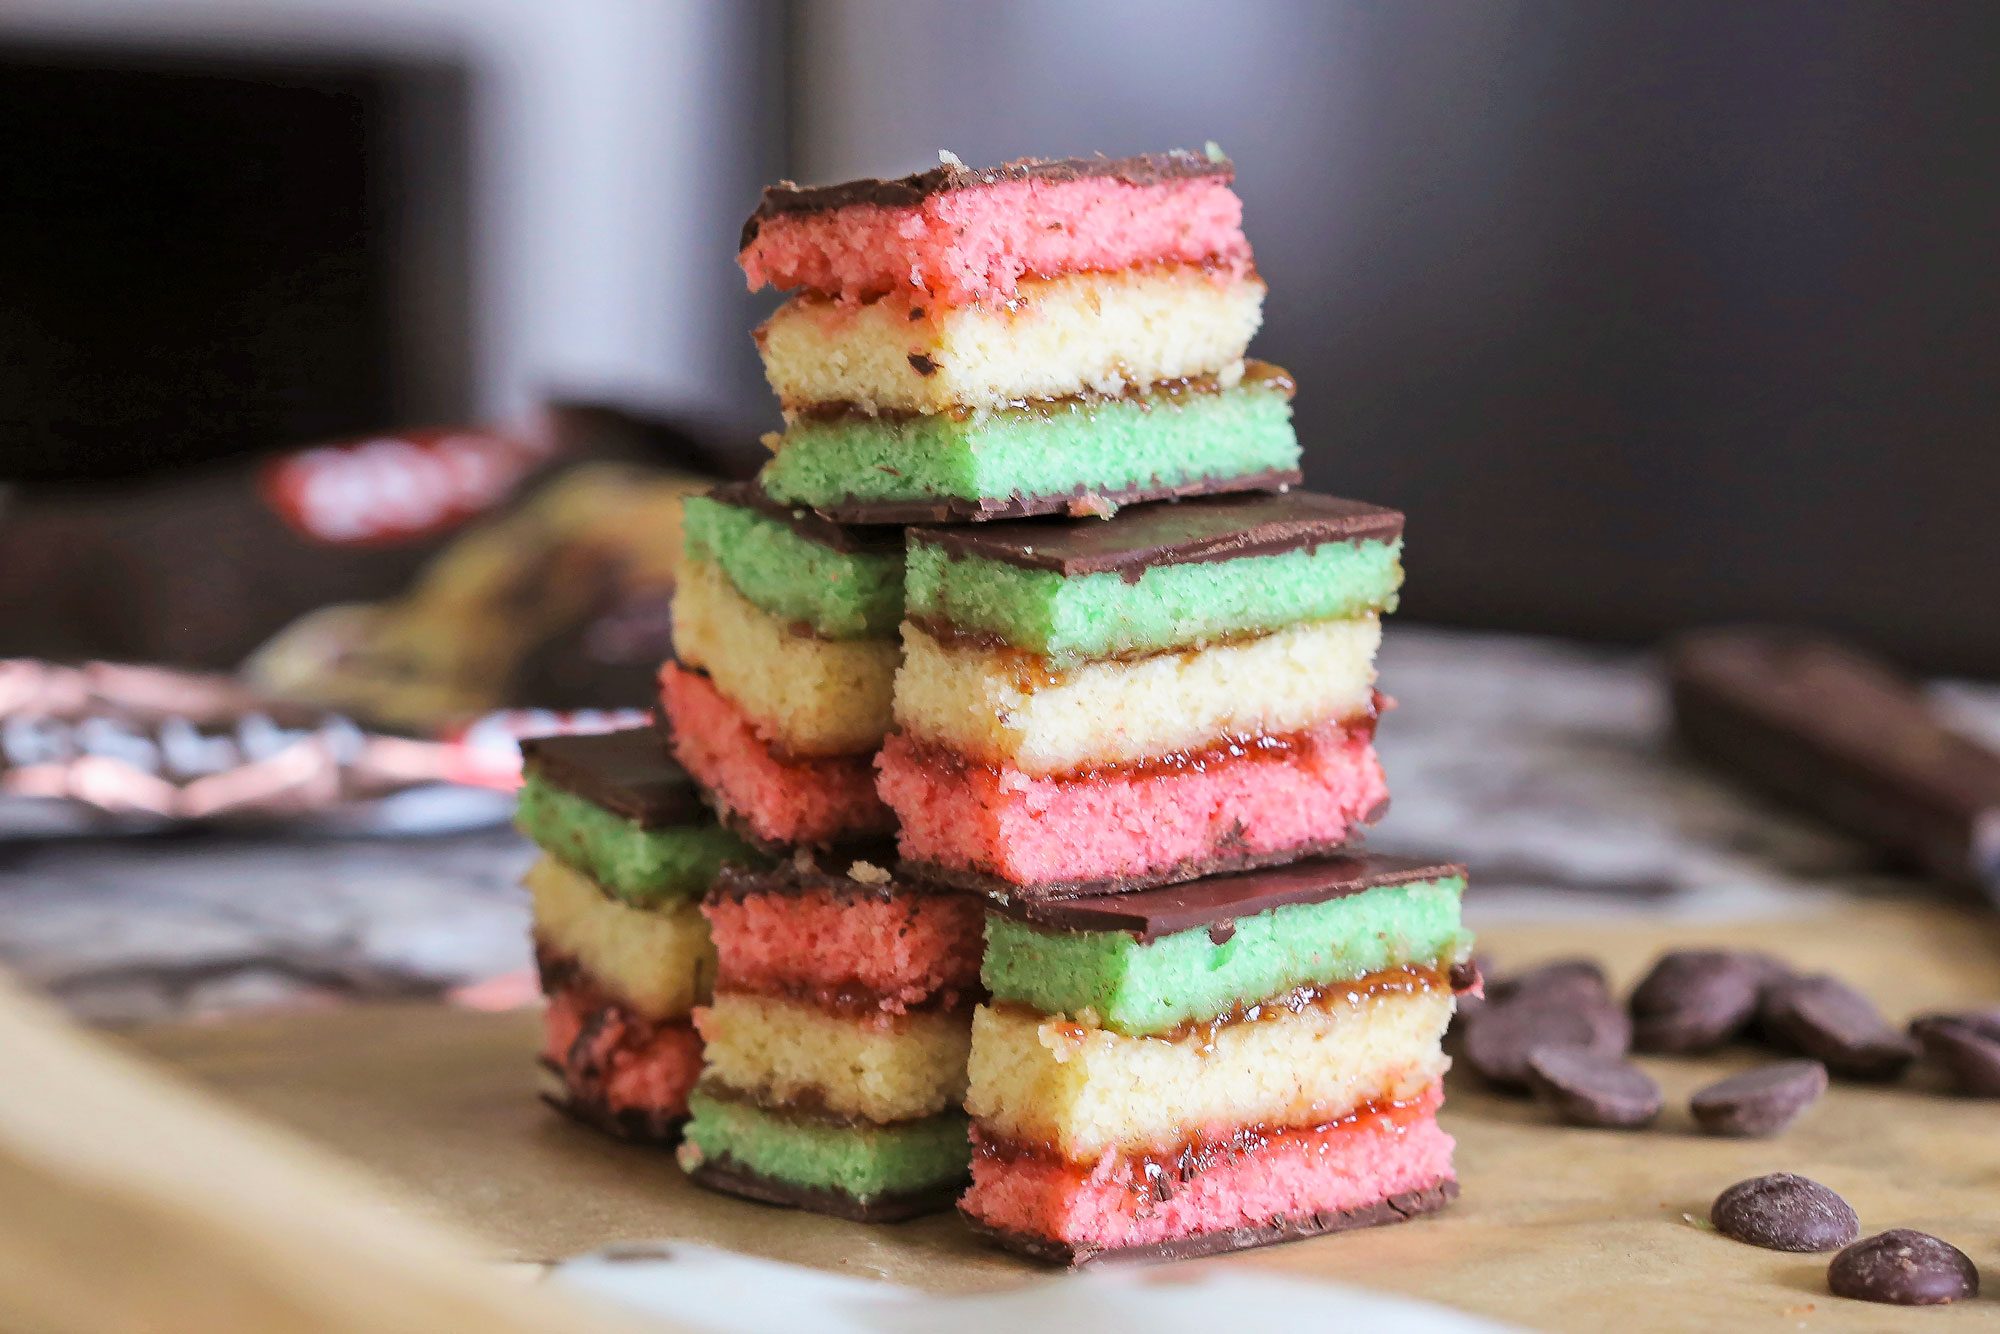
<box><xmin>126</xmin><ymin>901</ymin><xmax>2000</xmax><ymax>1332</ymax></box>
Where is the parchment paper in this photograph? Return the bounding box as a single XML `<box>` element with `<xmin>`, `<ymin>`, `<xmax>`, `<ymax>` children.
<box><xmin>128</xmin><ymin>901</ymin><xmax>2000</xmax><ymax>1332</ymax></box>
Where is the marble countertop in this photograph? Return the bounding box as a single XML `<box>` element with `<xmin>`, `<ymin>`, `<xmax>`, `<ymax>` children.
<box><xmin>6</xmin><ymin>627</ymin><xmax>1996</xmax><ymax>1025</ymax></box>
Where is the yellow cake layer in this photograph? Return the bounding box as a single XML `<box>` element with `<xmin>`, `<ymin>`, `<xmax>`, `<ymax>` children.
<box><xmin>672</xmin><ymin>557</ymin><xmax>898</xmax><ymax>758</ymax></box>
<box><xmin>527</xmin><ymin>856</ymin><xmax>712</xmax><ymax>1021</ymax></box>
<box><xmin>894</xmin><ymin>616</ymin><xmax>1379</xmax><ymax>775</ymax></box>
<box><xmin>756</xmin><ymin>266</ymin><xmax>1266</xmax><ymax>414</ymax></box>
<box><xmin>965</xmin><ymin>986</ymin><xmax>1452</xmax><ymax>1163</ymax></box>
<box><xmin>696</xmin><ymin>992</ymin><xmax>972</xmax><ymax>1125</ymax></box>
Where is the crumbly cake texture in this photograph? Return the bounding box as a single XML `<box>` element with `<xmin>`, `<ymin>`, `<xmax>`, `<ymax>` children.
<box><xmin>906</xmin><ymin>533</ymin><xmax>1402</xmax><ymax>667</ymax></box>
<box><xmin>756</xmin><ymin>266</ymin><xmax>1264</xmax><ymax>415</ymax></box>
<box><xmin>877</xmin><ymin>721</ymin><xmax>1387</xmax><ymax>897</ymax></box>
<box><xmin>682</xmin><ymin>487</ymin><xmax>905</xmax><ymax>640</ymax></box>
<box><xmin>960</xmin><ymin>855</ymin><xmax>1467</xmax><ymax>1261</ymax></box>
<box><xmin>527</xmin><ymin>857</ymin><xmax>714</xmax><ymax>1021</ymax></box>
<box><xmin>983</xmin><ymin>871</ymin><xmax>1472</xmax><ymax>1035</ymax></box>
<box><xmin>658</xmin><ymin>663</ymin><xmax>894</xmax><ymax>848</ymax></box>
<box><xmin>682</xmin><ymin>858</ymin><xmax>981</xmax><ymax>1218</ymax></box>
<box><xmin>893</xmin><ymin>616</ymin><xmax>1381</xmax><ymax>775</ymax></box>
<box><xmin>515</xmin><ymin>776</ymin><xmax>762</xmax><ymax>905</ymax></box>
<box><xmin>758</xmin><ymin>366</ymin><xmax>1300</xmax><ymax>523</ymax></box>
<box><xmin>738</xmin><ymin>150</ymin><xmax>1246</xmax><ymax>307</ymax></box>
<box><xmin>673</xmin><ymin>559</ymin><xmax>898</xmax><ymax>758</ymax></box>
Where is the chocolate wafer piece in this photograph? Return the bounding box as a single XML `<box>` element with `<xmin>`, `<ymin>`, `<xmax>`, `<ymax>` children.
<box><xmin>1759</xmin><ymin>974</ymin><xmax>1918</xmax><ymax>1081</ymax></box>
<box><xmin>1710</xmin><ymin>1173</ymin><xmax>1859</xmax><ymax>1253</ymax></box>
<box><xmin>1828</xmin><ymin>1230</ymin><xmax>1980</xmax><ymax>1306</ymax></box>
<box><xmin>1690</xmin><ymin>1060</ymin><xmax>1828</xmax><ymax>1137</ymax></box>
<box><xmin>1525</xmin><ymin>1046</ymin><xmax>1663</xmax><ymax>1128</ymax></box>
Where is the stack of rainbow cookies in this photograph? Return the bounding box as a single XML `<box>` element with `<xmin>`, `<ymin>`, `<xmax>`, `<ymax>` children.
<box><xmin>521</xmin><ymin>145</ymin><xmax>1474</xmax><ymax>1264</ymax></box>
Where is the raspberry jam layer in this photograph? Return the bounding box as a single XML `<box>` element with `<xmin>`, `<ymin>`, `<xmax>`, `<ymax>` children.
<box><xmin>659</xmin><ymin>663</ymin><xmax>893</xmax><ymax>848</ymax></box>
<box><xmin>740</xmin><ymin>173</ymin><xmax>1250</xmax><ymax>307</ymax></box>
<box><xmin>542</xmin><ymin>966</ymin><xmax>704</xmax><ymax>1128</ymax></box>
<box><xmin>961</xmin><ymin>1087</ymin><xmax>1453</xmax><ymax>1251</ymax></box>
<box><xmin>875</xmin><ymin>720</ymin><xmax>1387</xmax><ymax>894</ymax></box>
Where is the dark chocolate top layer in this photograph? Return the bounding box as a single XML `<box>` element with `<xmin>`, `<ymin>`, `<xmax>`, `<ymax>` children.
<box><xmin>704</xmin><ymin>481</ymin><xmax>904</xmax><ymax>557</ymax></box>
<box><xmin>741</xmin><ymin>150</ymin><xmax>1232</xmax><ymax>248</ymax></box>
<box><xmin>987</xmin><ymin>854</ymin><xmax>1465</xmax><ymax>940</ymax></box>
<box><xmin>518</xmin><ymin>728</ymin><xmax>705</xmax><ymax>827</ymax></box>
<box><xmin>711</xmin><ymin>846</ymin><xmax>945</xmax><ymax>902</ymax></box>
<box><xmin>911</xmin><ymin>490</ymin><xmax>1404</xmax><ymax>579</ymax></box>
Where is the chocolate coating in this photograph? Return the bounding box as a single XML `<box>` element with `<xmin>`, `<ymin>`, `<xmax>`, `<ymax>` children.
<box><xmin>518</xmin><ymin>727</ymin><xmax>704</xmax><ymax>828</ymax></box>
<box><xmin>911</xmin><ymin>490</ymin><xmax>1404</xmax><ymax>582</ymax></box>
<box><xmin>704</xmin><ymin>481</ymin><xmax>903</xmax><ymax>557</ymax></box>
<box><xmin>792</xmin><ymin>468</ymin><xmax>1303</xmax><ymax>527</ymax></box>
<box><xmin>741</xmin><ymin>149</ymin><xmax>1233</xmax><ymax>249</ymax></box>
<box><xmin>711</xmin><ymin>846</ymin><xmax>952</xmax><ymax>903</ymax></box>
<box><xmin>684</xmin><ymin>1157</ymin><xmax>964</xmax><ymax>1223</ymax></box>
<box><xmin>968</xmin><ymin>1179</ymin><xmax>1457</xmax><ymax>1267</ymax></box>
<box><xmin>978</xmin><ymin>853</ymin><xmax>1463</xmax><ymax>940</ymax></box>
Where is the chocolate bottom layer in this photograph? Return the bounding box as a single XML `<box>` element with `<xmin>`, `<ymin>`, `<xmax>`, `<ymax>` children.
<box><xmin>797</xmin><ymin>469</ymin><xmax>1304</xmax><ymax>526</ymax></box>
<box><xmin>537</xmin><ymin>1059</ymin><xmax>686</xmax><ymax>1147</ymax></box>
<box><xmin>683</xmin><ymin>1155</ymin><xmax>966</xmax><ymax>1223</ymax></box>
<box><xmin>901</xmin><ymin>827</ymin><xmax>1381</xmax><ymax>903</ymax></box>
<box><xmin>969</xmin><ymin>1178</ymin><xmax>1458</xmax><ymax>1267</ymax></box>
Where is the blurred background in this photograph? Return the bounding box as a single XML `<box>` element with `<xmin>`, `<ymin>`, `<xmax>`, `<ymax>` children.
<box><xmin>6</xmin><ymin>0</ymin><xmax>2000</xmax><ymax>676</ymax></box>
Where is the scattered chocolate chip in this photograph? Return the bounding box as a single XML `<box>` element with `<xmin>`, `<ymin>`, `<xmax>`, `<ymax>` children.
<box><xmin>1628</xmin><ymin>949</ymin><xmax>1766</xmax><ymax>1053</ymax></box>
<box><xmin>1710</xmin><ymin>1173</ymin><xmax>1859</xmax><ymax>1252</ymax></box>
<box><xmin>1828</xmin><ymin>1230</ymin><xmax>1980</xmax><ymax>1306</ymax></box>
<box><xmin>906</xmin><ymin>352</ymin><xmax>939</xmax><ymax>376</ymax></box>
<box><xmin>1462</xmin><ymin>989</ymin><xmax>1632</xmax><ymax>1092</ymax></box>
<box><xmin>1524</xmin><ymin>1045</ymin><xmax>1664</xmax><ymax>1128</ymax></box>
<box><xmin>1758</xmin><ymin>974</ymin><xmax>1918</xmax><ymax>1081</ymax></box>
<box><xmin>1489</xmin><ymin>957</ymin><xmax>1611</xmax><ymax>1007</ymax></box>
<box><xmin>1912</xmin><ymin>1016</ymin><xmax>2000</xmax><ymax>1097</ymax></box>
<box><xmin>1690</xmin><ymin>1060</ymin><xmax>1828</xmax><ymax>1137</ymax></box>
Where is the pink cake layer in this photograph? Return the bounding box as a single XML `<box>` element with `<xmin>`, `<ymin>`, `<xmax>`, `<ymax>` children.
<box><xmin>659</xmin><ymin>663</ymin><xmax>893</xmax><ymax>847</ymax></box>
<box><xmin>704</xmin><ymin>885</ymin><xmax>985</xmax><ymax>1014</ymax></box>
<box><xmin>543</xmin><ymin>981</ymin><xmax>704</xmax><ymax>1120</ymax></box>
<box><xmin>962</xmin><ymin>1087</ymin><xmax>1453</xmax><ymax>1250</ymax></box>
<box><xmin>875</xmin><ymin>721</ymin><xmax>1387</xmax><ymax>891</ymax></box>
<box><xmin>740</xmin><ymin>175</ymin><xmax>1250</xmax><ymax>307</ymax></box>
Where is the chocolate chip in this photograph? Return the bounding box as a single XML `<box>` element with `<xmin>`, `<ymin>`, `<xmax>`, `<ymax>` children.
<box><xmin>1710</xmin><ymin>1173</ymin><xmax>1859</xmax><ymax>1252</ymax></box>
<box><xmin>907</xmin><ymin>352</ymin><xmax>939</xmax><ymax>376</ymax></box>
<box><xmin>1758</xmin><ymin>974</ymin><xmax>1917</xmax><ymax>1081</ymax></box>
<box><xmin>1909</xmin><ymin>1007</ymin><xmax>2000</xmax><ymax>1043</ymax></box>
<box><xmin>1689</xmin><ymin>1060</ymin><xmax>1828</xmax><ymax>1136</ymax></box>
<box><xmin>1524</xmin><ymin>1045</ymin><xmax>1663</xmax><ymax>1128</ymax></box>
<box><xmin>1828</xmin><ymin>1230</ymin><xmax>1980</xmax><ymax>1306</ymax></box>
<box><xmin>1462</xmin><ymin>989</ymin><xmax>1632</xmax><ymax>1092</ymax></box>
<box><xmin>1912</xmin><ymin>1015</ymin><xmax>2000</xmax><ymax>1097</ymax></box>
<box><xmin>1628</xmin><ymin>949</ymin><xmax>1766</xmax><ymax>1053</ymax></box>
<box><xmin>1489</xmin><ymin>957</ymin><xmax>1610</xmax><ymax>1007</ymax></box>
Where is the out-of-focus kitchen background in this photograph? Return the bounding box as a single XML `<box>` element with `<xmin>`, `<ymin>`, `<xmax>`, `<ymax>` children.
<box><xmin>3</xmin><ymin>0</ymin><xmax>1999</xmax><ymax>1022</ymax></box>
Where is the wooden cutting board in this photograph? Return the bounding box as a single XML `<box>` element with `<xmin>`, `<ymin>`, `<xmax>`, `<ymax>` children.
<box><xmin>128</xmin><ymin>899</ymin><xmax>2000</xmax><ymax>1331</ymax></box>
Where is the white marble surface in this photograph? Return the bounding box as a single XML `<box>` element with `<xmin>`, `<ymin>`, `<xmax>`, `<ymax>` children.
<box><xmin>4</xmin><ymin>627</ymin><xmax>1995</xmax><ymax>1024</ymax></box>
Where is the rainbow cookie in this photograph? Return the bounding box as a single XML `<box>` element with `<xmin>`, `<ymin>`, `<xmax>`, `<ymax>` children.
<box><xmin>877</xmin><ymin>491</ymin><xmax>1403</xmax><ymax>898</ymax></box>
<box><xmin>679</xmin><ymin>853</ymin><xmax>984</xmax><ymax>1220</ymax></box>
<box><xmin>661</xmin><ymin>484</ymin><xmax>903</xmax><ymax>848</ymax></box>
<box><xmin>519</xmin><ymin>729</ymin><xmax>764</xmax><ymax>1142</ymax></box>
<box><xmin>960</xmin><ymin>855</ymin><xmax>1472</xmax><ymax>1264</ymax></box>
<box><xmin>740</xmin><ymin>151</ymin><xmax>1297</xmax><ymax>522</ymax></box>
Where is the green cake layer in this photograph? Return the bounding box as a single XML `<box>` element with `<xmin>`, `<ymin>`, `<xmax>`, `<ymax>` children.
<box><xmin>679</xmin><ymin>1089</ymin><xmax>970</xmax><ymax>1201</ymax></box>
<box><xmin>682</xmin><ymin>493</ymin><xmax>904</xmax><ymax>640</ymax></box>
<box><xmin>982</xmin><ymin>875</ymin><xmax>1470</xmax><ymax>1037</ymax></box>
<box><xmin>760</xmin><ymin>371</ymin><xmax>1298</xmax><ymax>516</ymax></box>
<box><xmin>906</xmin><ymin>536</ymin><xmax>1402</xmax><ymax>662</ymax></box>
<box><xmin>515</xmin><ymin>775</ymin><xmax>763</xmax><ymax>905</ymax></box>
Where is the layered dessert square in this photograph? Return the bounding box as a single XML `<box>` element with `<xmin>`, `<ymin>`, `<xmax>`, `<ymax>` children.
<box><xmin>660</xmin><ymin>484</ymin><xmax>903</xmax><ymax>848</ymax></box>
<box><xmin>876</xmin><ymin>491</ymin><xmax>1404</xmax><ymax>898</ymax></box>
<box><xmin>519</xmin><ymin>729</ymin><xmax>762</xmax><ymax>1142</ymax></box>
<box><xmin>679</xmin><ymin>852</ymin><xmax>984</xmax><ymax>1220</ymax></box>
<box><xmin>960</xmin><ymin>855</ymin><xmax>1472</xmax><ymax>1264</ymax></box>
<box><xmin>741</xmin><ymin>151</ymin><xmax>1296</xmax><ymax>521</ymax></box>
